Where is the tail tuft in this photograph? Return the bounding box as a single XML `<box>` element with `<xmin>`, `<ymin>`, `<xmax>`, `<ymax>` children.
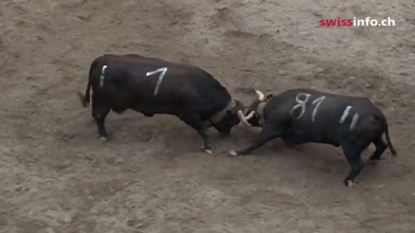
<box><xmin>390</xmin><ymin>147</ymin><xmax>397</xmax><ymax>156</ymax></box>
<box><xmin>76</xmin><ymin>91</ymin><xmax>89</xmax><ymax>107</ymax></box>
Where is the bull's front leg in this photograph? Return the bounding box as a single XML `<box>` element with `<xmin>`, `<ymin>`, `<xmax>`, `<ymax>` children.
<box><xmin>229</xmin><ymin>124</ymin><xmax>283</xmax><ymax>156</ymax></box>
<box><xmin>179</xmin><ymin>114</ymin><xmax>213</xmax><ymax>154</ymax></box>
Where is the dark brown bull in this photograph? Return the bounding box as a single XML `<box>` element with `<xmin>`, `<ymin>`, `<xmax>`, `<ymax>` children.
<box><xmin>77</xmin><ymin>54</ymin><xmax>244</xmax><ymax>154</ymax></box>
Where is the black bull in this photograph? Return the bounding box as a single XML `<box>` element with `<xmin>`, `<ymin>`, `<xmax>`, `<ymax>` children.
<box><xmin>230</xmin><ymin>88</ymin><xmax>397</xmax><ymax>187</ymax></box>
<box><xmin>76</xmin><ymin>54</ymin><xmax>245</xmax><ymax>154</ymax></box>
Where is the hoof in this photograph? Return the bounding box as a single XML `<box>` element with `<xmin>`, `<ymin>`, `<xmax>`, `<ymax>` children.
<box><xmin>345</xmin><ymin>180</ymin><xmax>355</xmax><ymax>188</ymax></box>
<box><xmin>204</xmin><ymin>149</ymin><xmax>213</xmax><ymax>154</ymax></box>
<box><xmin>201</xmin><ymin>145</ymin><xmax>213</xmax><ymax>155</ymax></box>
<box><xmin>99</xmin><ymin>136</ymin><xmax>108</xmax><ymax>141</ymax></box>
<box><xmin>368</xmin><ymin>159</ymin><xmax>378</xmax><ymax>165</ymax></box>
<box><xmin>228</xmin><ymin>150</ymin><xmax>239</xmax><ymax>157</ymax></box>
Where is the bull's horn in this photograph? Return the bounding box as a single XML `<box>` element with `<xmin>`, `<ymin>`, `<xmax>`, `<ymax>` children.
<box><xmin>255</xmin><ymin>90</ymin><xmax>265</xmax><ymax>101</ymax></box>
<box><xmin>237</xmin><ymin>110</ymin><xmax>252</xmax><ymax>126</ymax></box>
<box><xmin>245</xmin><ymin>111</ymin><xmax>255</xmax><ymax>120</ymax></box>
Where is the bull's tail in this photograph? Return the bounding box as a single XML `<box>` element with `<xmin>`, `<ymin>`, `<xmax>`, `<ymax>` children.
<box><xmin>384</xmin><ymin>124</ymin><xmax>397</xmax><ymax>156</ymax></box>
<box><xmin>76</xmin><ymin>59</ymin><xmax>99</xmax><ymax>107</ymax></box>
<box><xmin>378</xmin><ymin>114</ymin><xmax>397</xmax><ymax>156</ymax></box>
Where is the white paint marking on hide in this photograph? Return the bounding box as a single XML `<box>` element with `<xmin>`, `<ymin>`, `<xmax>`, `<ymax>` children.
<box><xmin>291</xmin><ymin>93</ymin><xmax>326</xmax><ymax>122</ymax></box>
<box><xmin>99</xmin><ymin>65</ymin><xmax>107</xmax><ymax>88</ymax></box>
<box><xmin>291</xmin><ymin>93</ymin><xmax>311</xmax><ymax>119</ymax></box>
<box><xmin>339</xmin><ymin>106</ymin><xmax>352</xmax><ymax>123</ymax></box>
<box><xmin>146</xmin><ymin>67</ymin><xmax>168</xmax><ymax>95</ymax></box>
<box><xmin>311</xmin><ymin>96</ymin><xmax>325</xmax><ymax>122</ymax></box>
<box><xmin>350</xmin><ymin>113</ymin><xmax>359</xmax><ymax>130</ymax></box>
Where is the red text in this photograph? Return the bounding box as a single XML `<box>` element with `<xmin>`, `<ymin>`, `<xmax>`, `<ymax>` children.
<box><xmin>320</xmin><ymin>18</ymin><xmax>353</xmax><ymax>27</ymax></box>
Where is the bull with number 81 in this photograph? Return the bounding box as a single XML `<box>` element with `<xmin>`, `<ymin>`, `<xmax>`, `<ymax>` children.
<box><xmin>231</xmin><ymin>88</ymin><xmax>397</xmax><ymax>188</ymax></box>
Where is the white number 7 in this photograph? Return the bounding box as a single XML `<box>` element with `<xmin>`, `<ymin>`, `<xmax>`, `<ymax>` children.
<box><xmin>146</xmin><ymin>67</ymin><xmax>168</xmax><ymax>95</ymax></box>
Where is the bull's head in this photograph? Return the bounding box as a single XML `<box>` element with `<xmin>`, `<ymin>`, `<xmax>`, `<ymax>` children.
<box><xmin>237</xmin><ymin>89</ymin><xmax>273</xmax><ymax>127</ymax></box>
<box><xmin>211</xmin><ymin>98</ymin><xmax>245</xmax><ymax>136</ymax></box>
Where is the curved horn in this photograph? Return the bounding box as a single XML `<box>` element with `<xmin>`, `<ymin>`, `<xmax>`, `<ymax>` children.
<box><xmin>237</xmin><ymin>110</ymin><xmax>252</xmax><ymax>126</ymax></box>
<box><xmin>245</xmin><ymin>111</ymin><xmax>255</xmax><ymax>120</ymax></box>
<box><xmin>255</xmin><ymin>90</ymin><xmax>265</xmax><ymax>101</ymax></box>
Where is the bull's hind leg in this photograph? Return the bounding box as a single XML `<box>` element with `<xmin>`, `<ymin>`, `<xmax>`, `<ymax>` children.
<box><xmin>229</xmin><ymin>124</ymin><xmax>283</xmax><ymax>156</ymax></box>
<box><xmin>368</xmin><ymin>137</ymin><xmax>387</xmax><ymax>165</ymax></box>
<box><xmin>93</xmin><ymin>107</ymin><xmax>111</xmax><ymax>140</ymax></box>
<box><xmin>91</xmin><ymin>97</ymin><xmax>111</xmax><ymax>140</ymax></box>
<box><xmin>341</xmin><ymin>140</ymin><xmax>371</xmax><ymax>188</ymax></box>
<box><xmin>179</xmin><ymin>113</ymin><xmax>213</xmax><ymax>154</ymax></box>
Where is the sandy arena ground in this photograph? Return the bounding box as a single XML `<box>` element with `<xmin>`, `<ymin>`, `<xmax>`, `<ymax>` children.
<box><xmin>1</xmin><ymin>0</ymin><xmax>414</xmax><ymax>232</ymax></box>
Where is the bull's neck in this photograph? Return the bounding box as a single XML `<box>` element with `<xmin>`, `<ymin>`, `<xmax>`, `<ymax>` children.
<box><xmin>209</xmin><ymin>98</ymin><xmax>235</xmax><ymax>124</ymax></box>
<box><xmin>257</xmin><ymin>102</ymin><xmax>266</xmax><ymax>118</ymax></box>
<box><xmin>256</xmin><ymin>102</ymin><xmax>267</xmax><ymax>126</ymax></box>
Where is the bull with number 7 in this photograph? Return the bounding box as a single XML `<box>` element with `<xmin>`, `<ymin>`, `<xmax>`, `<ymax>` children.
<box><xmin>76</xmin><ymin>54</ymin><xmax>244</xmax><ymax>154</ymax></box>
<box><xmin>231</xmin><ymin>88</ymin><xmax>396</xmax><ymax>187</ymax></box>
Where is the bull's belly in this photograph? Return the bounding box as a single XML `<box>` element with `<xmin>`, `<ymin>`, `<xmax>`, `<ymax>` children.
<box><xmin>283</xmin><ymin>128</ymin><xmax>340</xmax><ymax>147</ymax></box>
<box><xmin>128</xmin><ymin>104</ymin><xmax>177</xmax><ymax>116</ymax></box>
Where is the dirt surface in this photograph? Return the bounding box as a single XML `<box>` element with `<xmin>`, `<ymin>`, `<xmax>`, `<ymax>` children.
<box><xmin>1</xmin><ymin>0</ymin><xmax>415</xmax><ymax>232</ymax></box>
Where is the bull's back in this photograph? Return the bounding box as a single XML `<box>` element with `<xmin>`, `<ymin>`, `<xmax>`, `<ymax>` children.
<box><xmin>96</xmin><ymin>54</ymin><xmax>231</xmax><ymax>113</ymax></box>
<box><xmin>100</xmin><ymin>54</ymin><xmax>217</xmax><ymax>94</ymax></box>
<box><xmin>269</xmin><ymin>88</ymin><xmax>377</xmax><ymax>144</ymax></box>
